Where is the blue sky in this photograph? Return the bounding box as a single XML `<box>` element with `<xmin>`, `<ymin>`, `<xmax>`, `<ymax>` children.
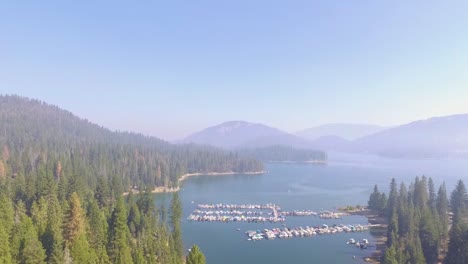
<box><xmin>1</xmin><ymin>1</ymin><xmax>468</xmax><ymax>140</ymax></box>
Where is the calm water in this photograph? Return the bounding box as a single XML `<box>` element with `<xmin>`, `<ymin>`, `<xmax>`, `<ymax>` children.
<box><xmin>156</xmin><ymin>152</ymin><xmax>468</xmax><ymax>264</ymax></box>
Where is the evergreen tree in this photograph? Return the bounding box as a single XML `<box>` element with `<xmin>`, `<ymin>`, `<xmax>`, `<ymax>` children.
<box><xmin>170</xmin><ymin>192</ymin><xmax>183</xmax><ymax>263</ymax></box>
<box><xmin>86</xmin><ymin>199</ymin><xmax>110</xmax><ymax>264</ymax></box>
<box><xmin>437</xmin><ymin>182</ymin><xmax>449</xmax><ymax>239</ymax></box>
<box><xmin>0</xmin><ymin>221</ymin><xmax>12</xmax><ymax>264</ymax></box>
<box><xmin>70</xmin><ymin>233</ymin><xmax>98</xmax><ymax>264</ymax></box>
<box><xmin>108</xmin><ymin>197</ymin><xmax>133</xmax><ymax>264</ymax></box>
<box><xmin>63</xmin><ymin>192</ymin><xmax>85</xmax><ymax>245</ymax></box>
<box><xmin>11</xmin><ymin>216</ymin><xmax>47</xmax><ymax>264</ymax></box>
<box><xmin>428</xmin><ymin>177</ymin><xmax>436</xmax><ymax>210</ymax></box>
<box><xmin>43</xmin><ymin>195</ymin><xmax>64</xmax><ymax>264</ymax></box>
<box><xmin>0</xmin><ymin>193</ymin><xmax>14</xmax><ymax>233</ymax></box>
<box><xmin>368</xmin><ymin>185</ymin><xmax>381</xmax><ymax>210</ymax></box>
<box><xmin>451</xmin><ymin>180</ymin><xmax>467</xmax><ymax>225</ymax></box>
<box><xmin>186</xmin><ymin>245</ymin><xmax>206</xmax><ymax>264</ymax></box>
<box><xmin>419</xmin><ymin>208</ymin><xmax>439</xmax><ymax>264</ymax></box>
<box><xmin>445</xmin><ymin>223</ymin><xmax>468</xmax><ymax>264</ymax></box>
<box><xmin>382</xmin><ymin>245</ymin><xmax>398</xmax><ymax>264</ymax></box>
<box><xmin>369</xmin><ymin>177</ymin><xmax>467</xmax><ymax>264</ymax></box>
<box><xmin>387</xmin><ymin>178</ymin><xmax>398</xmax><ymax>217</ymax></box>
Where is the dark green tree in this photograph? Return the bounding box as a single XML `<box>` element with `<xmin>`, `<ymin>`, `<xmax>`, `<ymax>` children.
<box><xmin>108</xmin><ymin>197</ymin><xmax>133</xmax><ymax>264</ymax></box>
<box><xmin>171</xmin><ymin>192</ymin><xmax>183</xmax><ymax>263</ymax></box>
<box><xmin>186</xmin><ymin>245</ymin><xmax>206</xmax><ymax>264</ymax></box>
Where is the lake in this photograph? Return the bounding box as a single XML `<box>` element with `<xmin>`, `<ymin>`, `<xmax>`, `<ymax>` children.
<box><xmin>156</xmin><ymin>152</ymin><xmax>468</xmax><ymax>263</ymax></box>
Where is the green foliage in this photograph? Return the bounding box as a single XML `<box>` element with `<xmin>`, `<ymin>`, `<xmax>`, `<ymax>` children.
<box><xmin>186</xmin><ymin>245</ymin><xmax>206</xmax><ymax>264</ymax></box>
<box><xmin>171</xmin><ymin>192</ymin><xmax>183</xmax><ymax>263</ymax></box>
<box><xmin>445</xmin><ymin>180</ymin><xmax>468</xmax><ymax>264</ymax></box>
<box><xmin>450</xmin><ymin>180</ymin><xmax>467</xmax><ymax>225</ymax></box>
<box><xmin>70</xmin><ymin>233</ymin><xmax>98</xmax><ymax>264</ymax></box>
<box><xmin>368</xmin><ymin>184</ymin><xmax>387</xmax><ymax>215</ymax></box>
<box><xmin>0</xmin><ymin>95</ymin><xmax>263</xmax><ymax>193</ymax></box>
<box><xmin>0</xmin><ymin>95</ymin><xmax>206</xmax><ymax>264</ymax></box>
<box><xmin>107</xmin><ymin>197</ymin><xmax>133</xmax><ymax>264</ymax></box>
<box><xmin>371</xmin><ymin>177</ymin><xmax>465</xmax><ymax>264</ymax></box>
<box><xmin>0</xmin><ymin>221</ymin><xmax>12</xmax><ymax>264</ymax></box>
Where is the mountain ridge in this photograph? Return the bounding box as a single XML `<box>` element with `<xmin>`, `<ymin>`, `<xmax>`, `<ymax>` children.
<box><xmin>296</xmin><ymin>123</ymin><xmax>386</xmax><ymax>141</ymax></box>
<box><xmin>182</xmin><ymin>120</ymin><xmax>312</xmax><ymax>149</ymax></box>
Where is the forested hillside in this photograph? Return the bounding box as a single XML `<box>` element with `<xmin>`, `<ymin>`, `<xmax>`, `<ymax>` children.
<box><xmin>0</xmin><ymin>95</ymin><xmax>235</xmax><ymax>263</ymax></box>
<box><xmin>0</xmin><ymin>95</ymin><xmax>263</xmax><ymax>192</ymax></box>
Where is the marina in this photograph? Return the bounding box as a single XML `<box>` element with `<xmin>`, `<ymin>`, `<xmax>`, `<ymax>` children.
<box><xmin>188</xmin><ymin>203</ymin><xmax>348</xmax><ymax>223</ymax></box>
<box><xmin>245</xmin><ymin>224</ymin><xmax>370</xmax><ymax>241</ymax></box>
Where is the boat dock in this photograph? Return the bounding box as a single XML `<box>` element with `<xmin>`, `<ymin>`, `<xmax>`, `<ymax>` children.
<box><xmin>187</xmin><ymin>203</ymin><xmax>350</xmax><ymax>223</ymax></box>
<box><xmin>245</xmin><ymin>224</ymin><xmax>370</xmax><ymax>241</ymax></box>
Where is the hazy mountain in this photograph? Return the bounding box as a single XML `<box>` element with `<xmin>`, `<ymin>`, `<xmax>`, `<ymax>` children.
<box><xmin>353</xmin><ymin>114</ymin><xmax>468</xmax><ymax>158</ymax></box>
<box><xmin>308</xmin><ymin>135</ymin><xmax>351</xmax><ymax>151</ymax></box>
<box><xmin>296</xmin><ymin>123</ymin><xmax>386</xmax><ymax>140</ymax></box>
<box><xmin>183</xmin><ymin>121</ymin><xmax>313</xmax><ymax>149</ymax></box>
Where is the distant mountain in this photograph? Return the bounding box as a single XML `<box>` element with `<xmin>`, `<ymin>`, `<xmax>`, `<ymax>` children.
<box><xmin>353</xmin><ymin>114</ymin><xmax>468</xmax><ymax>158</ymax></box>
<box><xmin>183</xmin><ymin>121</ymin><xmax>313</xmax><ymax>149</ymax></box>
<box><xmin>296</xmin><ymin>123</ymin><xmax>386</xmax><ymax>141</ymax></box>
<box><xmin>309</xmin><ymin>135</ymin><xmax>351</xmax><ymax>152</ymax></box>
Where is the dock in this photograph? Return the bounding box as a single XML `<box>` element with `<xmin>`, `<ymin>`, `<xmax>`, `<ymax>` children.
<box><xmin>245</xmin><ymin>224</ymin><xmax>370</xmax><ymax>241</ymax></box>
<box><xmin>187</xmin><ymin>203</ymin><xmax>350</xmax><ymax>223</ymax></box>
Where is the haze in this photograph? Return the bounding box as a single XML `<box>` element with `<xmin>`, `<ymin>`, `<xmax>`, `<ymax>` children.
<box><xmin>2</xmin><ymin>1</ymin><xmax>468</xmax><ymax>140</ymax></box>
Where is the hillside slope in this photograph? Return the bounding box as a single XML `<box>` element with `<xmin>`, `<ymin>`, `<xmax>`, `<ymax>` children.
<box><xmin>0</xmin><ymin>95</ymin><xmax>263</xmax><ymax>191</ymax></box>
<box><xmin>353</xmin><ymin>114</ymin><xmax>468</xmax><ymax>158</ymax></box>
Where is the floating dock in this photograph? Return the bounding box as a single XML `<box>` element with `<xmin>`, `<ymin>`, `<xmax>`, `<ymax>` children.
<box><xmin>245</xmin><ymin>224</ymin><xmax>370</xmax><ymax>241</ymax></box>
<box><xmin>187</xmin><ymin>203</ymin><xmax>349</xmax><ymax>223</ymax></box>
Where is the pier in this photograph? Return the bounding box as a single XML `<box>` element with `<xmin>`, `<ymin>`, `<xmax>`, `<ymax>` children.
<box><xmin>245</xmin><ymin>224</ymin><xmax>370</xmax><ymax>241</ymax></box>
<box><xmin>187</xmin><ymin>203</ymin><xmax>350</xmax><ymax>223</ymax></box>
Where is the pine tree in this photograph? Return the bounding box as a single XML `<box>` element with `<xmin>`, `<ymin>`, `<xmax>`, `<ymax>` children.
<box><xmin>0</xmin><ymin>221</ymin><xmax>12</xmax><ymax>264</ymax></box>
<box><xmin>86</xmin><ymin>199</ymin><xmax>110</xmax><ymax>264</ymax></box>
<box><xmin>70</xmin><ymin>233</ymin><xmax>98</xmax><ymax>264</ymax></box>
<box><xmin>171</xmin><ymin>192</ymin><xmax>183</xmax><ymax>263</ymax></box>
<box><xmin>63</xmin><ymin>192</ymin><xmax>85</xmax><ymax>245</ymax></box>
<box><xmin>11</xmin><ymin>215</ymin><xmax>47</xmax><ymax>264</ymax></box>
<box><xmin>108</xmin><ymin>197</ymin><xmax>133</xmax><ymax>264</ymax></box>
<box><xmin>445</xmin><ymin>223</ymin><xmax>468</xmax><ymax>264</ymax></box>
<box><xmin>450</xmin><ymin>180</ymin><xmax>467</xmax><ymax>225</ymax></box>
<box><xmin>186</xmin><ymin>245</ymin><xmax>206</xmax><ymax>264</ymax></box>
<box><xmin>368</xmin><ymin>184</ymin><xmax>381</xmax><ymax>210</ymax></box>
<box><xmin>387</xmin><ymin>178</ymin><xmax>398</xmax><ymax>217</ymax></box>
<box><xmin>43</xmin><ymin>195</ymin><xmax>64</xmax><ymax>263</ymax></box>
<box><xmin>437</xmin><ymin>182</ymin><xmax>449</xmax><ymax>239</ymax></box>
<box><xmin>382</xmin><ymin>245</ymin><xmax>398</xmax><ymax>264</ymax></box>
<box><xmin>127</xmin><ymin>197</ymin><xmax>141</xmax><ymax>237</ymax></box>
<box><xmin>0</xmin><ymin>193</ymin><xmax>14</xmax><ymax>233</ymax></box>
<box><xmin>408</xmin><ymin>232</ymin><xmax>426</xmax><ymax>264</ymax></box>
<box><xmin>419</xmin><ymin>208</ymin><xmax>439</xmax><ymax>264</ymax></box>
<box><xmin>31</xmin><ymin>196</ymin><xmax>49</xmax><ymax>238</ymax></box>
<box><xmin>428</xmin><ymin>177</ymin><xmax>436</xmax><ymax>210</ymax></box>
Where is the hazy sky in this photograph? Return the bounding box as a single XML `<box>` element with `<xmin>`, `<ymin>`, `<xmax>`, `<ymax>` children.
<box><xmin>1</xmin><ymin>1</ymin><xmax>468</xmax><ymax>140</ymax></box>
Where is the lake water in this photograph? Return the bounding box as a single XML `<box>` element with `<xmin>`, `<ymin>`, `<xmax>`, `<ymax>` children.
<box><xmin>156</xmin><ymin>152</ymin><xmax>468</xmax><ymax>264</ymax></box>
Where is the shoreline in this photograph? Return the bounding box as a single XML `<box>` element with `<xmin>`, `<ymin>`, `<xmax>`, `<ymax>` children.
<box><xmin>340</xmin><ymin>208</ymin><xmax>387</xmax><ymax>263</ymax></box>
<box><xmin>123</xmin><ymin>170</ymin><xmax>265</xmax><ymax>195</ymax></box>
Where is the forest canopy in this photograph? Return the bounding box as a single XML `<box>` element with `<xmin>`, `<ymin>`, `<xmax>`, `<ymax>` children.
<box><xmin>0</xmin><ymin>95</ymin><xmax>263</xmax><ymax>193</ymax></box>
